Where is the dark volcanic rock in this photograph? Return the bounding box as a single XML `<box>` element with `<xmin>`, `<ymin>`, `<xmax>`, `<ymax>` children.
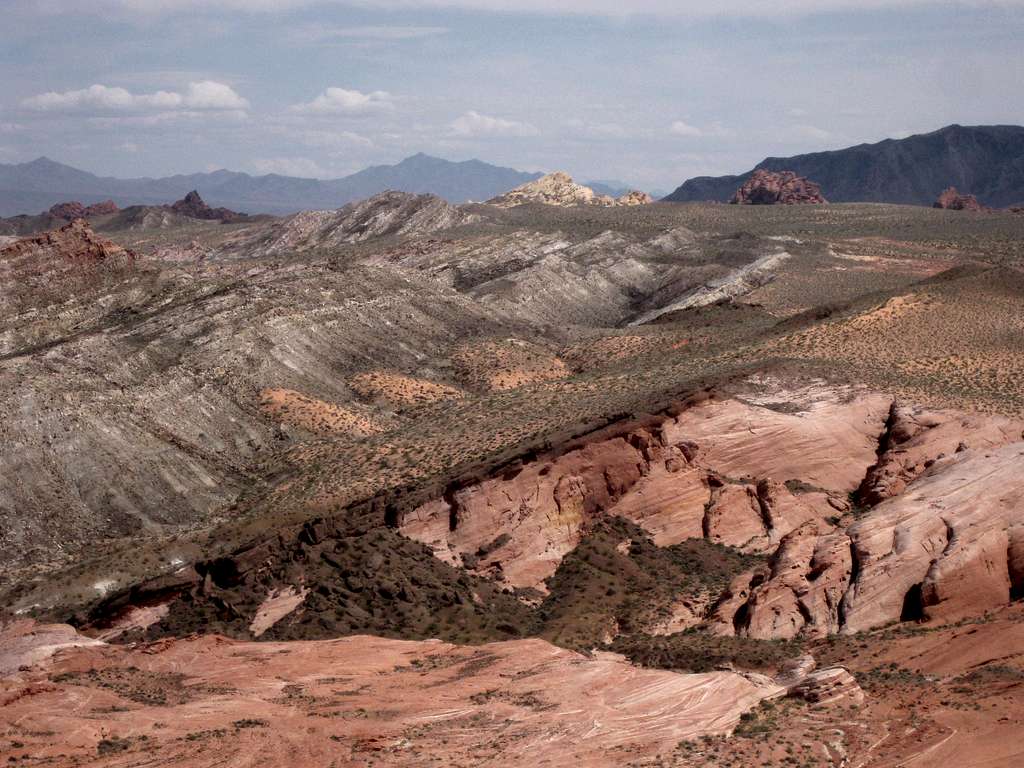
<box><xmin>170</xmin><ymin>190</ymin><xmax>244</xmax><ymax>222</ymax></box>
<box><xmin>730</xmin><ymin>170</ymin><xmax>826</xmax><ymax>205</ymax></box>
<box><xmin>933</xmin><ymin>187</ymin><xmax>985</xmax><ymax>211</ymax></box>
<box><xmin>48</xmin><ymin>200</ymin><xmax>119</xmax><ymax>220</ymax></box>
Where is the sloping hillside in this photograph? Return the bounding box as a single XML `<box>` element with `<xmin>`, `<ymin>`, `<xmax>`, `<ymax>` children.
<box><xmin>665</xmin><ymin>124</ymin><xmax>1024</xmax><ymax>207</ymax></box>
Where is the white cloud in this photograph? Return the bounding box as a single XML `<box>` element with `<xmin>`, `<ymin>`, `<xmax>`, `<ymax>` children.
<box><xmin>183</xmin><ymin>80</ymin><xmax>249</xmax><ymax>109</ymax></box>
<box><xmin>21</xmin><ymin>81</ymin><xmax>247</xmax><ymax>113</ymax></box>
<box><xmin>121</xmin><ymin>141</ymin><xmax>140</xmax><ymax>153</ymax></box>
<box><xmin>450</xmin><ymin>110</ymin><xmax>538</xmax><ymax>138</ymax></box>
<box><xmin>669</xmin><ymin>120</ymin><xmax>702</xmax><ymax>137</ymax></box>
<box><xmin>291</xmin><ymin>87</ymin><xmax>394</xmax><ymax>114</ymax></box>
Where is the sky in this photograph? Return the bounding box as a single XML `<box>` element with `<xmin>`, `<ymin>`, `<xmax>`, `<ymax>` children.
<box><xmin>1</xmin><ymin>1</ymin><xmax>1023</xmax><ymax>191</ymax></box>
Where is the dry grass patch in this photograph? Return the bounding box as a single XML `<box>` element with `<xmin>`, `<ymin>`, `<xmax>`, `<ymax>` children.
<box><xmin>349</xmin><ymin>371</ymin><xmax>462</xmax><ymax>407</ymax></box>
<box><xmin>452</xmin><ymin>338</ymin><xmax>570</xmax><ymax>391</ymax></box>
<box><xmin>258</xmin><ymin>388</ymin><xmax>387</xmax><ymax>437</ymax></box>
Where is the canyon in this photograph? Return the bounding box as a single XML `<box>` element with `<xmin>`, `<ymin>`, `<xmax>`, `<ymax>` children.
<box><xmin>2</xmin><ymin>189</ymin><xmax>1023</xmax><ymax>767</ymax></box>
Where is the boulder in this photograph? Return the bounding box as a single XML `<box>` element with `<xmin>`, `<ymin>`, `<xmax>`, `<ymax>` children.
<box><xmin>788</xmin><ymin>667</ymin><xmax>864</xmax><ymax>705</ymax></box>
<box><xmin>730</xmin><ymin>170</ymin><xmax>826</xmax><ymax>205</ymax></box>
<box><xmin>933</xmin><ymin>186</ymin><xmax>985</xmax><ymax>211</ymax></box>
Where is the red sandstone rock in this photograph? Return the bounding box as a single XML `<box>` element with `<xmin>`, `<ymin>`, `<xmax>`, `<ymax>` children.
<box><xmin>858</xmin><ymin>403</ymin><xmax>1024</xmax><ymax>505</ymax></box>
<box><xmin>0</xmin><ymin>622</ymin><xmax>783</xmax><ymax>767</ymax></box>
<box><xmin>842</xmin><ymin>441</ymin><xmax>1024</xmax><ymax>633</ymax></box>
<box><xmin>47</xmin><ymin>200</ymin><xmax>119</xmax><ymax>219</ymax></box>
<box><xmin>0</xmin><ymin>218</ymin><xmax>135</xmax><ymax>266</ymax></box>
<box><xmin>933</xmin><ymin>187</ymin><xmax>985</xmax><ymax>211</ymax></box>
<box><xmin>730</xmin><ymin>170</ymin><xmax>826</xmax><ymax>205</ymax></box>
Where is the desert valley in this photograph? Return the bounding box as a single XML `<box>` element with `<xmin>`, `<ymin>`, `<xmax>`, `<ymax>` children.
<box><xmin>3</xmin><ymin>1</ymin><xmax>1024</xmax><ymax>764</ymax></box>
<box><xmin>2</xmin><ymin>130</ymin><xmax>1024</xmax><ymax>765</ymax></box>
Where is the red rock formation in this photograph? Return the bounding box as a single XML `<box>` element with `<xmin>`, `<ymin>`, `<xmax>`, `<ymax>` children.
<box><xmin>1</xmin><ymin>218</ymin><xmax>135</xmax><ymax>266</ymax></box>
<box><xmin>47</xmin><ymin>200</ymin><xmax>119</xmax><ymax>219</ymax></box>
<box><xmin>933</xmin><ymin>187</ymin><xmax>985</xmax><ymax>211</ymax></box>
<box><xmin>0</xmin><ymin>622</ymin><xmax>783</xmax><ymax>766</ymax></box>
<box><xmin>858</xmin><ymin>403</ymin><xmax>1024</xmax><ymax>505</ymax></box>
<box><xmin>403</xmin><ymin>382</ymin><xmax>885</xmax><ymax>592</ymax></box>
<box><xmin>170</xmin><ymin>190</ymin><xmax>243</xmax><ymax>222</ymax></box>
<box><xmin>842</xmin><ymin>442</ymin><xmax>1024</xmax><ymax>633</ymax></box>
<box><xmin>730</xmin><ymin>170</ymin><xmax>827</xmax><ymax>205</ymax></box>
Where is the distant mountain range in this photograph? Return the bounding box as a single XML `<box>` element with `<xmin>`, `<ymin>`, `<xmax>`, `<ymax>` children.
<box><xmin>664</xmin><ymin>124</ymin><xmax>1024</xmax><ymax>207</ymax></box>
<box><xmin>0</xmin><ymin>153</ymin><xmax>544</xmax><ymax>217</ymax></box>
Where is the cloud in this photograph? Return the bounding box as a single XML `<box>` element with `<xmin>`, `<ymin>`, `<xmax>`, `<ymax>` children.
<box><xmin>450</xmin><ymin>111</ymin><xmax>538</xmax><ymax>138</ymax></box>
<box><xmin>21</xmin><ymin>81</ymin><xmax>247</xmax><ymax>113</ymax></box>
<box><xmin>183</xmin><ymin>80</ymin><xmax>249</xmax><ymax>109</ymax></box>
<box><xmin>669</xmin><ymin>120</ymin><xmax>702</xmax><ymax>137</ymax></box>
<box><xmin>291</xmin><ymin>87</ymin><xmax>394</xmax><ymax>114</ymax></box>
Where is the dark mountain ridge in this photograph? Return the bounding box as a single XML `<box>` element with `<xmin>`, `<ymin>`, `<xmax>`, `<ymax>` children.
<box><xmin>664</xmin><ymin>124</ymin><xmax>1024</xmax><ymax>207</ymax></box>
<box><xmin>0</xmin><ymin>153</ymin><xmax>542</xmax><ymax>216</ymax></box>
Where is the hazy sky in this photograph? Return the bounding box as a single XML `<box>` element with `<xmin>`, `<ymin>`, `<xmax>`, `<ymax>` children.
<box><xmin>2</xmin><ymin>0</ymin><xmax>1023</xmax><ymax>190</ymax></box>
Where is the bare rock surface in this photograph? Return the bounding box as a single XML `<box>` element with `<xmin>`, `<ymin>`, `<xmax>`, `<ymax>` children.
<box><xmin>0</xmin><ymin>620</ymin><xmax>104</xmax><ymax>676</ymax></box>
<box><xmin>858</xmin><ymin>402</ymin><xmax>1024</xmax><ymax>504</ymax></box>
<box><xmin>662</xmin><ymin>379</ymin><xmax>892</xmax><ymax>494</ymax></box>
<box><xmin>719</xmin><ymin>438</ymin><xmax>1024</xmax><ymax>639</ymax></box>
<box><xmin>0</xmin><ymin>625</ymin><xmax>782</xmax><ymax>767</ymax></box>
<box><xmin>244</xmin><ymin>191</ymin><xmax>472</xmax><ymax>255</ymax></box>
<box><xmin>842</xmin><ymin>441</ymin><xmax>1024</xmax><ymax>633</ymax></box>
<box><xmin>488</xmin><ymin>172</ymin><xmax>650</xmax><ymax>208</ymax></box>
<box><xmin>730</xmin><ymin>169</ymin><xmax>827</xmax><ymax>205</ymax></box>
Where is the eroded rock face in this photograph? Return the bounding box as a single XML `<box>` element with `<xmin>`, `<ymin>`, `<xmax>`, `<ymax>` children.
<box><xmin>0</xmin><ymin>623</ymin><xmax>782</xmax><ymax>766</ymax></box>
<box><xmin>933</xmin><ymin>187</ymin><xmax>985</xmax><ymax>211</ymax></box>
<box><xmin>717</xmin><ymin>523</ymin><xmax>853</xmax><ymax>640</ymax></box>
<box><xmin>842</xmin><ymin>442</ymin><xmax>1024</xmax><ymax>633</ymax></box>
<box><xmin>858</xmin><ymin>403</ymin><xmax>1024</xmax><ymax>504</ymax></box>
<box><xmin>730</xmin><ymin>170</ymin><xmax>826</xmax><ymax>205</ymax></box>
<box><xmin>48</xmin><ymin>200</ymin><xmax>118</xmax><ymax>219</ymax></box>
<box><xmin>0</xmin><ymin>218</ymin><xmax>135</xmax><ymax>268</ymax></box>
<box><xmin>403</xmin><ymin>382</ymin><xmax>883</xmax><ymax>593</ymax></box>
<box><xmin>717</xmin><ymin>437</ymin><xmax>1024</xmax><ymax>639</ymax></box>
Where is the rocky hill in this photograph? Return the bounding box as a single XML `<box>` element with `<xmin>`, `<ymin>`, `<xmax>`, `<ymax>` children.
<box><xmin>665</xmin><ymin>124</ymin><xmax>1024</xmax><ymax>206</ymax></box>
<box><xmin>488</xmin><ymin>172</ymin><xmax>651</xmax><ymax>208</ymax></box>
